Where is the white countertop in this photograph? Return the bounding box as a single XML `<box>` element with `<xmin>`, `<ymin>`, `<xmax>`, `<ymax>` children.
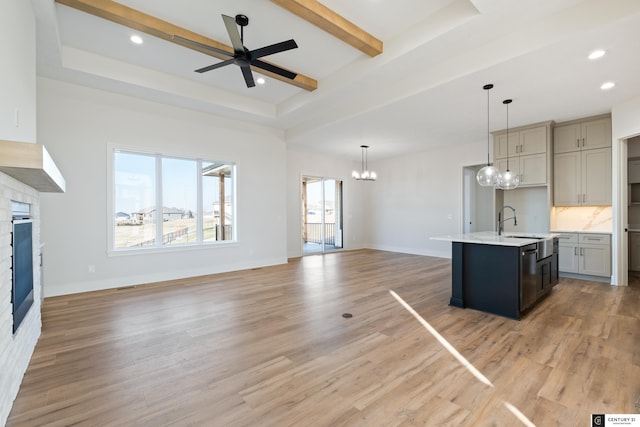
<box><xmin>431</xmin><ymin>231</ymin><xmax>558</xmax><ymax>247</ymax></box>
<box><xmin>550</xmin><ymin>229</ymin><xmax>612</xmax><ymax>234</ymax></box>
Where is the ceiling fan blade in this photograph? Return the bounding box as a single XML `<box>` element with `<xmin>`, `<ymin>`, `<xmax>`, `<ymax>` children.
<box><xmin>222</xmin><ymin>14</ymin><xmax>245</xmax><ymax>53</ymax></box>
<box><xmin>240</xmin><ymin>65</ymin><xmax>255</xmax><ymax>87</ymax></box>
<box><xmin>250</xmin><ymin>39</ymin><xmax>298</xmax><ymax>60</ymax></box>
<box><xmin>251</xmin><ymin>59</ymin><xmax>297</xmax><ymax>80</ymax></box>
<box><xmin>171</xmin><ymin>35</ymin><xmax>233</xmax><ymax>57</ymax></box>
<box><xmin>195</xmin><ymin>59</ymin><xmax>235</xmax><ymax>73</ymax></box>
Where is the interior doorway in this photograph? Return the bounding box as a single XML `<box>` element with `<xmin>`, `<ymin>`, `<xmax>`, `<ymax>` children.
<box><xmin>301</xmin><ymin>176</ymin><xmax>343</xmax><ymax>254</ymax></box>
<box><xmin>626</xmin><ymin>136</ymin><xmax>640</xmax><ymax>285</ymax></box>
<box><xmin>463</xmin><ymin>165</ymin><xmax>495</xmax><ymax>233</ymax></box>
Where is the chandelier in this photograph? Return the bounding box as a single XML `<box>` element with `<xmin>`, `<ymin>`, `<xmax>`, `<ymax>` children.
<box><xmin>352</xmin><ymin>145</ymin><xmax>377</xmax><ymax>181</ymax></box>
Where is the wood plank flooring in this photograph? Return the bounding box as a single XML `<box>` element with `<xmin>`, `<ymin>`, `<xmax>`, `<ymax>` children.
<box><xmin>7</xmin><ymin>249</ymin><xmax>640</xmax><ymax>426</ymax></box>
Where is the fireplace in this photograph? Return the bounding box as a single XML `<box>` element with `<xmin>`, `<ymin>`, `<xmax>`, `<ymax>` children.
<box><xmin>11</xmin><ymin>213</ymin><xmax>34</xmax><ymax>334</ymax></box>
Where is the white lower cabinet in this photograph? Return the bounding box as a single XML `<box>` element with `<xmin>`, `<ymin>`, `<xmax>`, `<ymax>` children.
<box><xmin>557</xmin><ymin>233</ymin><xmax>611</xmax><ymax>277</ymax></box>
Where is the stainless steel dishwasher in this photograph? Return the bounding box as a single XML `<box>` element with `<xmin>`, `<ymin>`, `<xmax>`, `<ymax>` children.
<box><xmin>520</xmin><ymin>243</ymin><xmax>538</xmax><ymax>312</ymax></box>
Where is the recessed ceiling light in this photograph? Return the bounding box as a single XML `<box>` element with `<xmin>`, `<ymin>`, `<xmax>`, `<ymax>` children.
<box><xmin>130</xmin><ymin>35</ymin><xmax>143</xmax><ymax>45</ymax></box>
<box><xmin>256</xmin><ymin>77</ymin><xmax>266</xmax><ymax>85</ymax></box>
<box><xmin>588</xmin><ymin>49</ymin><xmax>606</xmax><ymax>60</ymax></box>
<box><xmin>601</xmin><ymin>81</ymin><xmax>615</xmax><ymax>90</ymax></box>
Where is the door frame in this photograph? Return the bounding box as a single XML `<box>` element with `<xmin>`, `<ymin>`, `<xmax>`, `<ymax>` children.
<box><xmin>300</xmin><ymin>174</ymin><xmax>344</xmax><ymax>255</ymax></box>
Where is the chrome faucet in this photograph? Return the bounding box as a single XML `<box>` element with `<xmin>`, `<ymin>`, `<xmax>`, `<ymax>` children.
<box><xmin>497</xmin><ymin>205</ymin><xmax>517</xmax><ymax>235</ymax></box>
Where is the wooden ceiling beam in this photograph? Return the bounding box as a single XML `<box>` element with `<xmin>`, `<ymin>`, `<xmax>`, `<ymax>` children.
<box><xmin>54</xmin><ymin>0</ymin><xmax>317</xmax><ymax>91</ymax></box>
<box><xmin>270</xmin><ymin>0</ymin><xmax>383</xmax><ymax>57</ymax></box>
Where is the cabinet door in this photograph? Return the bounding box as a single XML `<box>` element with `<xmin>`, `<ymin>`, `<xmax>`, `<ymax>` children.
<box><xmin>579</xmin><ymin>243</ymin><xmax>611</xmax><ymax>277</ymax></box>
<box><xmin>630</xmin><ymin>233</ymin><xmax>640</xmax><ymax>271</ymax></box>
<box><xmin>519</xmin><ymin>126</ymin><xmax>547</xmax><ymax>155</ymax></box>
<box><xmin>629</xmin><ymin>159</ymin><xmax>640</xmax><ymax>183</ymax></box>
<box><xmin>582</xmin><ymin>148</ymin><xmax>611</xmax><ymax>205</ymax></box>
<box><xmin>554</xmin><ymin>151</ymin><xmax>581</xmax><ymax>206</ymax></box>
<box><xmin>519</xmin><ymin>153</ymin><xmax>547</xmax><ymax>185</ymax></box>
<box><xmin>494</xmin><ymin>132</ymin><xmax>519</xmax><ymax>159</ymax></box>
<box><xmin>554</xmin><ymin>124</ymin><xmax>581</xmax><ymax>154</ymax></box>
<box><xmin>558</xmin><ymin>243</ymin><xmax>579</xmax><ymax>273</ymax></box>
<box><xmin>582</xmin><ymin>118</ymin><xmax>611</xmax><ymax>150</ymax></box>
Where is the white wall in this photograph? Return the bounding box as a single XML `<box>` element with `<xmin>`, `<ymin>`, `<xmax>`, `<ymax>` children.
<box><xmin>38</xmin><ymin>78</ymin><xmax>288</xmax><ymax>296</ymax></box>
<box><xmin>0</xmin><ymin>0</ymin><xmax>36</xmax><ymax>144</ymax></box>
<box><xmin>286</xmin><ymin>148</ymin><xmax>366</xmax><ymax>258</ymax></box>
<box><xmin>0</xmin><ymin>1</ymin><xmax>40</xmax><ymax>425</ymax></box>
<box><xmin>612</xmin><ymin>95</ymin><xmax>640</xmax><ymax>285</ymax></box>
<box><xmin>365</xmin><ymin>141</ymin><xmax>485</xmax><ymax>258</ymax></box>
<box><xmin>501</xmin><ymin>187</ymin><xmax>550</xmax><ymax>233</ymax></box>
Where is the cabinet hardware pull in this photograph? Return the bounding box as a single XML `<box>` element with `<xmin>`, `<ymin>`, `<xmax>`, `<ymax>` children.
<box><xmin>577</xmin><ymin>138</ymin><xmax>580</xmax><ymax>147</ymax></box>
<box><xmin>574</xmin><ymin>247</ymin><xmax>578</xmax><ymax>255</ymax></box>
<box><xmin>582</xmin><ymin>138</ymin><xmax>586</xmax><ymax>147</ymax></box>
<box><xmin>580</xmin><ymin>247</ymin><xmax>584</xmax><ymax>256</ymax></box>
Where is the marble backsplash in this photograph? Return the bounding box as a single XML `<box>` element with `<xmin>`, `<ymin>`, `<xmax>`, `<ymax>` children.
<box><xmin>550</xmin><ymin>206</ymin><xmax>612</xmax><ymax>232</ymax></box>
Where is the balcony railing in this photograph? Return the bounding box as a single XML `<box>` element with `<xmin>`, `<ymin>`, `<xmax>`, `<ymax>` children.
<box><xmin>304</xmin><ymin>223</ymin><xmax>336</xmax><ymax>245</ymax></box>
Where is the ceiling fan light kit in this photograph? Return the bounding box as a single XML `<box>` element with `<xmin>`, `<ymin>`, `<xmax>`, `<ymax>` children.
<box><xmin>352</xmin><ymin>145</ymin><xmax>377</xmax><ymax>181</ymax></box>
<box><xmin>173</xmin><ymin>14</ymin><xmax>299</xmax><ymax>88</ymax></box>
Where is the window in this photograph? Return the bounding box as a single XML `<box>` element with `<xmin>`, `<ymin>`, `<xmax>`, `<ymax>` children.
<box><xmin>113</xmin><ymin>150</ymin><xmax>235</xmax><ymax>250</ymax></box>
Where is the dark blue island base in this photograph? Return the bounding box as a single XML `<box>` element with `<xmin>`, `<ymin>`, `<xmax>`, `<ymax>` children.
<box><xmin>449</xmin><ymin>241</ymin><xmax>558</xmax><ymax>320</ymax></box>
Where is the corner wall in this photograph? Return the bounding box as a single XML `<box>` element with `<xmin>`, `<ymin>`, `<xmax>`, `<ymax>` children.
<box><xmin>365</xmin><ymin>141</ymin><xmax>485</xmax><ymax>258</ymax></box>
<box><xmin>38</xmin><ymin>78</ymin><xmax>288</xmax><ymax>296</ymax></box>
<box><xmin>286</xmin><ymin>148</ymin><xmax>366</xmax><ymax>258</ymax></box>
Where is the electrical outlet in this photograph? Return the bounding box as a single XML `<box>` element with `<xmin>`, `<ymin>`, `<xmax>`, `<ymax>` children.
<box><xmin>14</xmin><ymin>107</ymin><xmax>19</xmax><ymax>128</ymax></box>
<box><xmin>88</xmin><ymin>265</ymin><xmax>96</xmax><ymax>273</ymax></box>
<box><xmin>447</xmin><ymin>214</ymin><xmax>454</xmax><ymax>220</ymax></box>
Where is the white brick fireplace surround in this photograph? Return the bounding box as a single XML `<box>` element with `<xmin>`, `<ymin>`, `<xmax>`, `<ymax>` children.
<box><xmin>0</xmin><ymin>173</ymin><xmax>41</xmax><ymax>425</ymax></box>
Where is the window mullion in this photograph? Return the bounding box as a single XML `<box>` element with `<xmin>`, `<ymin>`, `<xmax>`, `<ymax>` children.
<box><xmin>156</xmin><ymin>154</ymin><xmax>163</xmax><ymax>247</ymax></box>
<box><xmin>197</xmin><ymin>159</ymin><xmax>203</xmax><ymax>244</ymax></box>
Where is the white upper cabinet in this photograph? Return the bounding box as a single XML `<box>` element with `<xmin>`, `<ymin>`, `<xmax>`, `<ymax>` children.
<box><xmin>552</xmin><ymin>115</ymin><xmax>612</xmax><ymax>206</ymax></box>
<box><xmin>494</xmin><ymin>125</ymin><xmax>547</xmax><ymax>159</ymax></box>
<box><xmin>554</xmin><ymin>147</ymin><xmax>611</xmax><ymax>206</ymax></box>
<box><xmin>553</xmin><ymin>116</ymin><xmax>611</xmax><ymax>154</ymax></box>
<box><xmin>493</xmin><ymin>123</ymin><xmax>551</xmax><ymax>187</ymax></box>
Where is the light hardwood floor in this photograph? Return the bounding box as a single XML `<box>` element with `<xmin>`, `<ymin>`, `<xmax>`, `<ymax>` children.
<box><xmin>7</xmin><ymin>249</ymin><xmax>640</xmax><ymax>426</ymax></box>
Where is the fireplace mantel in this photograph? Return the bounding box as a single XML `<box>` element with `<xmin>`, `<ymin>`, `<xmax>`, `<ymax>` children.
<box><xmin>0</xmin><ymin>139</ymin><xmax>65</xmax><ymax>192</ymax></box>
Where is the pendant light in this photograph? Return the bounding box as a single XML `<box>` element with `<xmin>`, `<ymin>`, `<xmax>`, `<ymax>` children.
<box><xmin>497</xmin><ymin>99</ymin><xmax>519</xmax><ymax>190</ymax></box>
<box><xmin>476</xmin><ymin>84</ymin><xmax>500</xmax><ymax>187</ymax></box>
<box><xmin>352</xmin><ymin>145</ymin><xmax>377</xmax><ymax>181</ymax></box>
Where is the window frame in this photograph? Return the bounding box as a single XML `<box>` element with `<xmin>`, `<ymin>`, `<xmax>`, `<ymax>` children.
<box><xmin>107</xmin><ymin>145</ymin><xmax>237</xmax><ymax>255</ymax></box>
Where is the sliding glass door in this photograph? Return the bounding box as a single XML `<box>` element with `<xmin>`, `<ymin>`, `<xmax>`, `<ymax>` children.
<box><xmin>302</xmin><ymin>176</ymin><xmax>343</xmax><ymax>254</ymax></box>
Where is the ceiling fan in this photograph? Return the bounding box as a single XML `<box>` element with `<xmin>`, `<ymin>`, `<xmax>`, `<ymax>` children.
<box><xmin>173</xmin><ymin>14</ymin><xmax>298</xmax><ymax>88</ymax></box>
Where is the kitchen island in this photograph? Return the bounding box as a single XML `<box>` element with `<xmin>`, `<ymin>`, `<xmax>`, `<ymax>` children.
<box><xmin>432</xmin><ymin>231</ymin><xmax>559</xmax><ymax>320</ymax></box>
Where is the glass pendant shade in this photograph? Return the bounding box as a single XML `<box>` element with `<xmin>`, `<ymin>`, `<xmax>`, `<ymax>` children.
<box><xmin>476</xmin><ymin>164</ymin><xmax>500</xmax><ymax>186</ymax></box>
<box><xmin>476</xmin><ymin>83</ymin><xmax>496</xmax><ymax>187</ymax></box>
<box><xmin>498</xmin><ymin>98</ymin><xmax>519</xmax><ymax>190</ymax></box>
<box><xmin>498</xmin><ymin>169</ymin><xmax>520</xmax><ymax>189</ymax></box>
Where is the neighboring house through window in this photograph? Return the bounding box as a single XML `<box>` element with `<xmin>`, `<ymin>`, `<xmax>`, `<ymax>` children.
<box><xmin>112</xmin><ymin>149</ymin><xmax>235</xmax><ymax>251</ymax></box>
